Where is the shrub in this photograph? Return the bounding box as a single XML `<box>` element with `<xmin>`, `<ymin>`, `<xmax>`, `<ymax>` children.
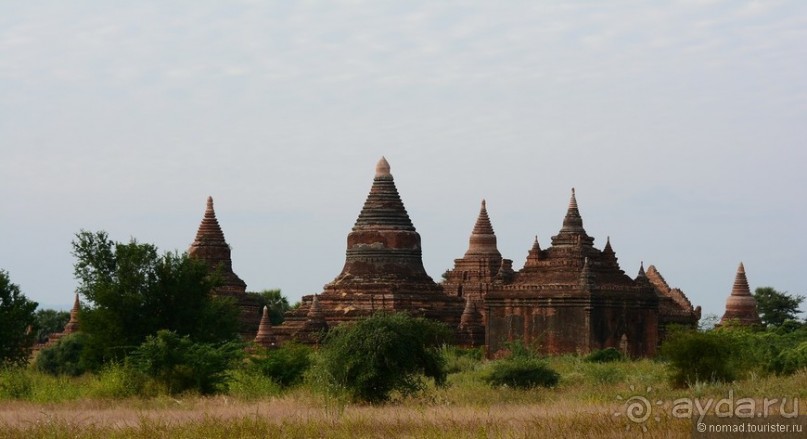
<box><xmin>660</xmin><ymin>329</ymin><xmax>737</xmax><ymax>387</ymax></box>
<box><xmin>585</xmin><ymin>347</ymin><xmax>624</xmax><ymax>363</ymax></box>
<box><xmin>129</xmin><ymin>330</ymin><xmax>243</xmax><ymax>395</ymax></box>
<box><xmin>774</xmin><ymin>341</ymin><xmax>807</xmax><ymax>375</ymax></box>
<box><xmin>484</xmin><ymin>358</ymin><xmax>560</xmax><ymax>389</ymax></box>
<box><xmin>248</xmin><ymin>343</ymin><xmax>312</xmax><ymax>387</ymax></box>
<box><xmin>585</xmin><ymin>363</ymin><xmax>626</xmax><ymax>385</ymax></box>
<box><xmin>89</xmin><ymin>363</ymin><xmax>145</xmax><ymax>398</ymax></box>
<box><xmin>34</xmin><ymin>333</ymin><xmax>91</xmax><ymax>376</ymax></box>
<box><xmin>227</xmin><ymin>369</ymin><xmax>283</xmax><ymax>400</ymax></box>
<box><xmin>319</xmin><ymin>313</ymin><xmax>451</xmax><ymax>403</ymax></box>
<box><xmin>442</xmin><ymin>346</ymin><xmax>483</xmax><ymax>374</ymax></box>
<box><xmin>0</xmin><ymin>367</ymin><xmax>33</xmax><ymax>399</ymax></box>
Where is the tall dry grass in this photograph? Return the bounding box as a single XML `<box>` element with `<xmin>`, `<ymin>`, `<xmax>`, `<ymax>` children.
<box><xmin>2</xmin><ymin>354</ymin><xmax>806</xmax><ymax>438</ymax></box>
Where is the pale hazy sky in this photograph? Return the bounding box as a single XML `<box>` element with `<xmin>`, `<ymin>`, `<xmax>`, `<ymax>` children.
<box><xmin>1</xmin><ymin>1</ymin><xmax>805</xmax><ymax>320</ymax></box>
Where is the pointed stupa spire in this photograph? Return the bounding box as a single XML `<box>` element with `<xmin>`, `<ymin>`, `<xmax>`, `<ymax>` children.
<box><xmin>458</xmin><ymin>295</ymin><xmax>485</xmax><ymax>347</ymax></box>
<box><xmin>254</xmin><ymin>305</ymin><xmax>276</xmax><ymax>348</ymax></box>
<box><xmin>188</xmin><ymin>196</ymin><xmax>246</xmax><ymax>291</ymax></box>
<box><xmin>603</xmin><ymin>236</ymin><xmax>613</xmax><ymax>254</ymax></box>
<box><xmin>307</xmin><ymin>294</ymin><xmax>324</xmax><ymax>320</ymax></box>
<box><xmin>193</xmin><ymin>196</ymin><xmax>227</xmax><ymax>245</ymax></box>
<box><xmin>375</xmin><ymin>156</ymin><xmax>391</xmax><ymax>178</ymax></box>
<box><xmin>580</xmin><ymin>256</ymin><xmax>595</xmax><ymax>286</ymax></box>
<box><xmin>464</xmin><ymin>199</ymin><xmax>501</xmax><ymax>257</ymax></box>
<box><xmin>720</xmin><ymin>262</ymin><xmax>761</xmax><ymax>326</ymax></box>
<box><xmin>633</xmin><ymin>261</ymin><xmax>651</xmax><ymax>286</ymax></box>
<box><xmin>352</xmin><ymin>157</ymin><xmax>415</xmax><ymax>230</ymax></box>
<box><xmin>601</xmin><ymin>236</ymin><xmax>619</xmax><ymax>267</ymax></box>
<box><xmin>731</xmin><ymin>262</ymin><xmax>749</xmax><ymax>296</ymax></box>
<box><xmin>63</xmin><ymin>293</ymin><xmax>80</xmax><ymax>334</ymax></box>
<box><xmin>551</xmin><ymin>188</ymin><xmax>594</xmax><ymax>247</ymax></box>
<box><xmin>331</xmin><ymin>157</ymin><xmax>438</xmax><ymax>286</ymax></box>
<box><xmin>523</xmin><ymin>235</ymin><xmax>543</xmax><ymax>269</ymax></box>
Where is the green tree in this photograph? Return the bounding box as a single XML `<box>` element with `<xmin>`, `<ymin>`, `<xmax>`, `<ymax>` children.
<box><xmin>660</xmin><ymin>329</ymin><xmax>739</xmax><ymax>387</ymax></box>
<box><xmin>0</xmin><ymin>270</ymin><xmax>38</xmax><ymax>367</ymax></box>
<box><xmin>319</xmin><ymin>313</ymin><xmax>451</xmax><ymax>403</ymax></box>
<box><xmin>246</xmin><ymin>289</ymin><xmax>290</xmax><ymax>325</ymax></box>
<box><xmin>72</xmin><ymin>230</ymin><xmax>240</xmax><ymax>367</ymax></box>
<box><xmin>754</xmin><ymin>287</ymin><xmax>804</xmax><ymax>327</ymax></box>
<box><xmin>130</xmin><ymin>330</ymin><xmax>243</xmax><ymax>395</ymax></box>
<box><xmin>34</xmin><ymin>333</ymin><xmax>90</xmax><ymax>376</ymax></box>
<box><xmin>33</xmin><ymin>309</ymin><xmax>70</xmax><ymax>344</ymax></box>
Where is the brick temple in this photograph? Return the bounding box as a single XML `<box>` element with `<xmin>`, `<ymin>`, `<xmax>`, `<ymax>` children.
<box><xmin>188</xmin><ymin>196</ymin><xmax>261</xmax><ymax>338</ymax></box>
<box><xmin>274</xmin><ymin>157</ymin><xmax>464</xmax><ymax>343</ymax></box>
<box><xmin>718</xmin><ymin>262</ymin><xmax>761</xmax><ymax>327</ymax></box>
<box><xmin>273</xmin><ymin>158</ymin><xmax>700</xmax><ymax>357</ymax></box>
<box><xmin>445</xmin><ymin>189</ymin><xmax>700</xmax><ymax>357</ymax></box>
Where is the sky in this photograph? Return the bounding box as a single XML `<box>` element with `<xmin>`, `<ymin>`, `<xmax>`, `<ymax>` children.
<box><xmin>1</xmin><ymin>1</ymin><xmax>805</xmax><ymax>320</ymax></box>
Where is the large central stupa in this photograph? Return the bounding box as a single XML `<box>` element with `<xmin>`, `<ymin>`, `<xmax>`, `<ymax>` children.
<box><xmin>275</xmin><ymin>157</ymin><xmax>464</xmax><ymax>343</ymax></box>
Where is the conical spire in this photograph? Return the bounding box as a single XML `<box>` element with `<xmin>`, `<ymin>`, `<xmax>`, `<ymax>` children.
<box><xmin>563</xmin><ymin>188</ymin><xmax>583</xmax><ymax>232</ymax></box>
<box><xmin>730</xmin><ymin>262</ymin><xmax>750</xmax><ymax>297</ymax></box>
<box><xmin>636</xmin><ymin>261</ymin><xmax>647</xmax><ymax>279</ymax></box>
<box><xmin>307</xmin><ymin>294</ymin><xmax>324</xmax><ymax>320</ymax></box>
<box><xmin>603</xmin><ymin>236</ymin><xmax>613</xmax><ymax>254</ymax></box>
<box><xmin>254</xmin><ymin>305</ymin><xmax>276</xmax><ymax>348</ymax></box>
<box><xmin>464</xmin><ymin>199</ymin><xmax>501</xmax><ymax>257</ymax></box>
<box><xmin>580</xmin><ymin>257</ymin><xmax>595</xmax><ymax>286</ymax></box>
<box><xmin>720</xmin><ymin>262</ymin><xmax>761</xmax><ymax>326</ymax></box>
<box><xmin>531</xmin><ymin>235</ymin><xmax>541</xmax><ymax>253</ymax></box>
<box><xmin>375</xmin><ymin>156</ymin><xmax>391</xmax><ymax>178</ymax></box>
<box><xmin>187</xmin><ymin>196</ymin><xmax>246</xmax><ymax>290</ymax></box>
<box><xmin>63</xmin><ymin>293</ymin><xmax>80</xmax><ymax>334</ymax></box>
<box><xmin>353</xmin><ymin>157</ymin><xmax>415</xmax><ymax>230</ymax></box>
<box><xmin>193</xmin><ymin>196</ymin><xmax>227</xmax><ymax>245</ymax></box>
<box><xmin>523</xmin><ymin>236</ymin><xmax>543</xmax><ymax>269</ymax></box>
<box><xmin>551</xmin><ymin>188</ymin><xmax>594</xmax><ymax>247</ymax></box>
<box><xmin>458</xmin><ymin>295</ymin><xmax>485</xmax><ymax>347</ymax></box>
<box><xmin>332</xmin><ymin>157</ymin><xmax>437</xmax><ymax>286</ymax></box>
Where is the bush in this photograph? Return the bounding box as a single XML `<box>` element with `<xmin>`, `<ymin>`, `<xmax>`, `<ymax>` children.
<box><xmin>660</xmin><ymin>329</ymin><xmax>738</xmax><ymax>387</ymax></box>
<box><xmin>34</xmin><ymin>333</ymin><xmax>91</xmax><ymax>376</ymax></box>
<box><xmin>774</xmin><ymin>341</ymin><xmax>807</xmax><ymax>375</ymax></box>
<box><xmin>0</xmin><ymin>367</ymin><xmax>33</xmax><ymax>399</ymax></box>
<box><xmin>89</xmin><ymin>364</ymin><xmax>145</xmax><ymax>398</ymax></box>
<box><xmin>129</xmin><ymin>330</ymin><xmax>243</xmax><ymax>395</ymax></box>
<box><xmin>442</xmin><ymin>346</ymin><xmax>483</xmax><ymax>374</ymax></box>
<box><xmin>484</xmin><ymin>358</ymin><xmax>559</xmax><ymax>389</ymax></box>
<box><xmin>319</xmin><ymin>313</ymin><xmax>451</xmax><ymax>403</ymax></box>
<box><xmin>585</xmin><ymin>347</ymin><xmax>624</xmax><ymax>363</ymax></box>
<box><xmin>227</xmin><ymin>369</ymin><xmax>283</xmax><ymax>400</ymax></box>
<box><xmin>248</xmin><ymin>343</ymin><xmax>312</xmax><ymax>387</ymax></box>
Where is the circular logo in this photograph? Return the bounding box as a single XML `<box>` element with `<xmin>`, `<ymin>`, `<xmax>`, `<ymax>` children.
<box><xmin>624</xmin><ymin>395</ymin><xmax>652</xmax><ymax>423</ymax></box>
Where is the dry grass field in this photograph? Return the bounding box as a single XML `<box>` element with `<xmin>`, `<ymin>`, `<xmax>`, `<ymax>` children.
<box><xmin>2</xmin><ymin>356</ymin><xmax>805</xmax><ymax>438</ymax></box>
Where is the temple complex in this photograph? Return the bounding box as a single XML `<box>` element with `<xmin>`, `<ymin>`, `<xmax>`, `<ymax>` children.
<box><xmin>275</xmin><ymin>157</ymin><xmax>464</xmax><ymax>343</ymax></box>
<box><xmin>270</xmin><ymin>160</ymin><xmax>701</xmax><ymax>356</ymax></box>
<box><xmin>188</xmin><ymin>196</ymin><xmax>260</xmax><ymax>337</ymax></box>
<box><xmin>480</xmin><ymin>190</ymin><xmax>670</xmax><ymax>357</ymax></box>
<box><xmin>718</xmin><ymin>262</ymin><xmax>762</xmax><ymax>326</ymax></box>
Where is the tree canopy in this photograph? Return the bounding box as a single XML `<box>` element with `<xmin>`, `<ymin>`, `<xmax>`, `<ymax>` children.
<box><xmin>33</xmin><ymin>309</ymin><xmax>70</xmax><ymax>344</ymax></box>
<box><xmin>72</xmin><ymin>230</ymin><xmax>241</xmax><ymax>367</ymax></box>
<box><xmin>0</xmin><ymin>270</ymin><xmax>38</xmax><ymax>367</ymax></box>
<box><xmin>246</xmin><ymin>289</ymin><xmax>290</xmax><ymax>326</ymax></box>
<box><xmin>754</xmin><ymin>287</ymin><xmax>804</xmax><ymax>327</ymax></box>
<box><xmin>319</xmin><ymin>313</ymin><xmax>451</xmax><ymax>403</ymax></box>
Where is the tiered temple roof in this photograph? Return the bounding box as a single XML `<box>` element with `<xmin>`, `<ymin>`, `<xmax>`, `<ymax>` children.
<box><xmin>276</xmin><ymin>158</ymin><xmax>463</xmax><ymax>343</ymax></box>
